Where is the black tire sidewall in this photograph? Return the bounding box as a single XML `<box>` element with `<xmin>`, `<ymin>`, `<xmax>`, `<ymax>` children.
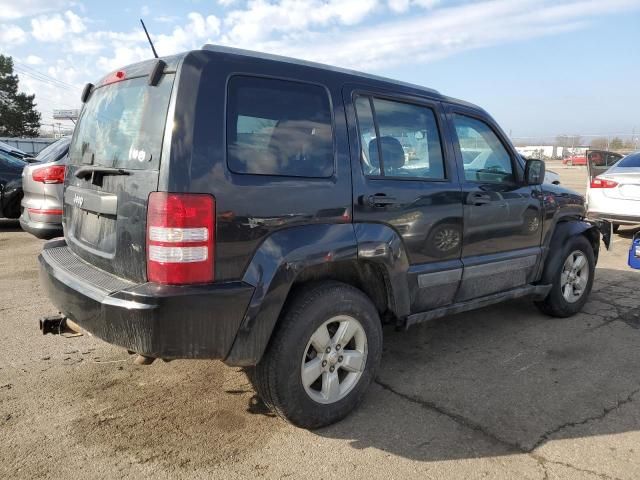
<box><xmin>542</xmin><ymin>235</ymin><xmax>595</xmax><ymax>316</ymax></box>
<box><xmin>267</xmin><ymin>283</ymin><xmax>382</xmax><ymax>428</ymax></box>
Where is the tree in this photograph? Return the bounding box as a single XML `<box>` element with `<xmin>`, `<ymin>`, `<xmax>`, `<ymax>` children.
<box><xmin>555</xmin><ymin>135</ymin><xmax>582</xmax><ymax>148</ymax></box>
<box><xmin>0</xmin><ymin>55</ymin><xmax>41</xmax><ymax>137</ymax></box>
<box><xmin>609</xmin><ymin>137</ymin><xmax>624</xmax><ymax>151</ymax></box>
<box><xmin>590</xmin><ymin>137</ymin><xmax>608</xmax><ymax>149</ymax></box>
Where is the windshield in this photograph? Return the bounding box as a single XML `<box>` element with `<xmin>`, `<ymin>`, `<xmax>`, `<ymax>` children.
<box><xmin>37</xmin><ymin>137</ymin><xmax>70</xmax><ymax>163</ymax></box>
<box><xmin>615</xmin><ymin>153</ymin><xmax>640</xmax><ymax>168</ymax></box>
<box><xmin>69</xmin><ymin>73</ymin><xmax>174</xmax><ymax>170</ymax></box>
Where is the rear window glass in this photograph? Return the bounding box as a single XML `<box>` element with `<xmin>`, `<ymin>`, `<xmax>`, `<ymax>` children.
<box><xmin>227</xmin><ymin>76</ymin><xmax>334</xmax><ymax>177</ymax></box>
<box><xmin>37</xmin><ymin>137</ymin><xmax>70</xmax><ymax>163</ymax></box>
<box><xmin>616</xmin><ymin>153</ymin><xmax>640</xmax><ymax>168</ymax></box>
<box><xmin>69</xmin><ymin>74</ymin><xmax>174</xmax><ymax>170</ymax></box>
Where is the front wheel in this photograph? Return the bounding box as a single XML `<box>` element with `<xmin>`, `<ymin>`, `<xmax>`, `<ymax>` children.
<box><xmin>251</xmin><ymin>281</ymin><xmax>383</xmax><ymax>429</ymax></box>
<box><xmin>535</xmin><ymin>235</ymin><xmax>595</xmax><ymax>317</ymax></box>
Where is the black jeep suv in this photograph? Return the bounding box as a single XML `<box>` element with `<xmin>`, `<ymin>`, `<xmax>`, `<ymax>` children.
<box><xmin>39</xmin><ymin>46</ymin><xmax>605</xmax><ymax>428</ymax></box>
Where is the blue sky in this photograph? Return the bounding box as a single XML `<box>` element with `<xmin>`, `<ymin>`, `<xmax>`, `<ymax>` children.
<box><xmin>1</xmin><ymin>0</ymin><xmax>639</xmax><ymax>140</ymax></box>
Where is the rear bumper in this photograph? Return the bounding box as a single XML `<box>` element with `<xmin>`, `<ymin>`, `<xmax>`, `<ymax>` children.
<box><xmin>39</xmin><ymin>240</ymin><xmax>255</xmax><ymax>360</ymax></box>
<box><xmin>587</xmin><ymin>211</ymin><xmax>640</xmax><ymax>226</ymax></box>
<box><xmin>19</xmin><ymin>212</ymin><xmax>62</xmax><ymax>239</ymax></box>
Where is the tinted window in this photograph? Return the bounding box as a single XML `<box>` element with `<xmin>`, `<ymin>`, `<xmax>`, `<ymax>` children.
<box><xmin>69</xmin><ymin>74</ymin><xmax>174</xmax><ymax>170</ymax></box>
<box><xmin>452</xmin><ymin>114</ymin><xmax>514</xmax><ymax>183</ymax></box>
<box><xmin>355</xmin><ymin>96</ymin><xmax>445</xmax><ymax>180</ymax></box>
<box><xmin>37</xmin><ymin>137</ymin><xmax>70</xmax><ymax>163</ymax></box>
<box><xmin>616</xmin><ymin>153</ymin><xmax>640</xmax><ymax>168</ymax></box>
<box><xmin>227</xmin><ymin>76</ymin><xmax>334</xmax><ymax>177</ymax></box>
<box><xmin>354</xmin><ymin>96</ymin><xmax>380</xmax><ymax>176</ymax></box>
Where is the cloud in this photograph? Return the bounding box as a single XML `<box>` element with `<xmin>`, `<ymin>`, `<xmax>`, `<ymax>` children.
<box><xmin>8</xmin><ymin>0</ymin><xmax>640</xmax><ymax>129</ymax></box>
<box><xmin>0</xmin><ymin>0</ymin><xmax>70</xmax><ymax>20</ymax></box>
<box><xmin>387</xmin><ymin>0</ymin><xmax>440</xmax><ymax>13</ymax></box>
<box><xmin>141</xmin><ymin>5</ymin><xmax>150</xmax><ymax>16</ymax></box>
<box><xmin>152</xmin><ymin>13</ymin><xmax>220</xmax><ymax>56</ymax></box>
<box><xmin>220</xmin><ymin>0</ymin><xmax>640</xmax><ymax>72</ymax></box>
<box><xmin>0</xmin><ymin>24</ymin><xmax>27</xmax><ymax>45</ymax></box>
<box><xmin>26</xmin><ymin>55</ymin><xmax>44</xmax><ymax>65</ymax></box>
<box><xmin>31</xmin><ymin>10</ymin><xmax>86</xmax><ymax>42</ymax></box>
<box><xmin>222</xmin><ymin>0</ymin><xmax>378</xmax><ymax>44</ymax></box>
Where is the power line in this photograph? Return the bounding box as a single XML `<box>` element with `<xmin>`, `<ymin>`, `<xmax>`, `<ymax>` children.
<box><xmin>13</xmin><ymin>61</ymin><xmax>79</xmax><ymax>91</ymax></box>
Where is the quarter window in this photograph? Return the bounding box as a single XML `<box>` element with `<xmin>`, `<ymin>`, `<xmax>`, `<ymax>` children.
<box><xmin>355</xmin><ymin>96</ymin><xmax>446</xmax><ymax>180</ymax></box>
<box><xmin>227</xmin><ymin>76</ymin><xmax>334</xmax><ymax>177</ymax></box>
<box><xmin>451</xmin><ymin>114</ymin><xmax>514</xmax><ymax>183</ymax></box>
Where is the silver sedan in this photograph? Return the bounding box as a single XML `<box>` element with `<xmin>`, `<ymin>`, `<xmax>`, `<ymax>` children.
<box><xmin>19</xmin><ymin>137</ymin><xmax>70</xmax><ymax>239</ymax></box>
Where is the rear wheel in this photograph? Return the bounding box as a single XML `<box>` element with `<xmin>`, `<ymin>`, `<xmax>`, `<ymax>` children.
<box><xmin>535</xmin><ymin>235</ymin><xmax>595</xmax><ymax>317</ymax></box>
<box><xmin>251</xmin><ymin>281</ymin><xmax>382</xmax><ymax>429</ymax></box>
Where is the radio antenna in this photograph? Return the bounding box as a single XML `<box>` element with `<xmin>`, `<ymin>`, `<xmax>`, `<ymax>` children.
<box><xmin>140</xmin><ymin>19</ymin><xmax>159</xmax><ymax>58</ymax></box>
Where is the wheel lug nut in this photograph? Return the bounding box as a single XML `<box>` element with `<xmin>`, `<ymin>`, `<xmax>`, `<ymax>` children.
<box><xmin>325</xmin><ymin>347</ymin><xmax>331</xmax><ymax>354</ymax></box>
<box><xmin>338</xmin><ymin>356</ymin><xmax>343</xmax><ymax>363</ymax></box>
<box><xmin>329</xmin><ymin>366</ymin><xmax>335</xmax><ymax>372</ymax></box>
<box><xmin>322</xmin><ymin>360</ymin><xmax>327</xmax><ymax>367</ymax></box>
<box><xmin>336</xmin><ymin>344</ymin><xmax>341</xmax><ymax>351</ymax></box>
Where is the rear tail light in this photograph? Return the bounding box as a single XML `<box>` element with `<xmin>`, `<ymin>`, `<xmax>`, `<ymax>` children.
<box><xmin>590</xmin><ymin>177</ymin><xmax>618</xmax><ymax>189</ymax></box>
<box><xmin>146</xmin><ymin>192</ymin><xmax>215</xmax><ymax>285</ymax></box>
<box><xmin>32</xmin><ymin>165</ymin><xmax>65</xmax><ymax>184</ymax></box>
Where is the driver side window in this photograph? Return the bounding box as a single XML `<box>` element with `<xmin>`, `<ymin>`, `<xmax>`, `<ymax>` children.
<box><xmin>452</xmin><ymin>114</ymin><xmax>514</xmax><ymax>183</ymax></box>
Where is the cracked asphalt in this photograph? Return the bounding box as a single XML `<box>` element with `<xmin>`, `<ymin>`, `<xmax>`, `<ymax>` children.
<box><xmin>1</xmin><ymin>165</ymin><xmax>639</xmax><ymax>479</ymax></box>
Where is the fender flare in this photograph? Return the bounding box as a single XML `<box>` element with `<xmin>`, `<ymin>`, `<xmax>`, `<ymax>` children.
<box><xmin>224</xmin><ymin>223</ymin><xmax>411</xmax><ymax>366</ymax></box>
<box><xmin>537</xmin><ymin>219</ymin><xmax>600</xmax><ymax>285</ymax></box>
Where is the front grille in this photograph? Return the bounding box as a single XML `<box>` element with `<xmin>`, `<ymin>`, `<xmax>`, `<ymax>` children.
<box><xmin>43</xmin><ymin>246</ymin><xmax>134</xmax><ymax>293</ymax></box>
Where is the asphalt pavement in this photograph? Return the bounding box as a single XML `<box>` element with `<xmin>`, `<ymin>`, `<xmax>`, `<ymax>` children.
<box><xmin>1</xmin><ymin>166</ymin><xmax>639</xmax><ymax>480</ymax></box>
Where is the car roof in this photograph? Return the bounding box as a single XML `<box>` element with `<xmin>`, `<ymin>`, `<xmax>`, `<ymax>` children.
<box><xmin>200</xmin><ymin>44</ymin><xmax>484</xmax><ymax>113</ymax></box>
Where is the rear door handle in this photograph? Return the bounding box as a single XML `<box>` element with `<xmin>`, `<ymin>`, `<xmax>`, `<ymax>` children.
<box><xmin>466</xmin><ymin>193</ymin><xmax>492</xmax><ymax>206</ymax></box>
<box><xmin>367</xmin><ymin>194</ymin><xmax>397</xmax><ymax>207</ymax></box>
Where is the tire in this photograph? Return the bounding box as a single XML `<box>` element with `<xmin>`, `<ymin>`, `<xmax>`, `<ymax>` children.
<box><xmin>251</xmin><ymin>281</ymin><xmax>382</xmax><ymax>429</ymax></box>
<box><xmin>535</xmin><ymin>235</ymin><xmax>595</xmax><ymax>317</ymax></box>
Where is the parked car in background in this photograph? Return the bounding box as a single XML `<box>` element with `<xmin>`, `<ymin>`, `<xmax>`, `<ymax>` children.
<box><xmin>587</xmin><ymin>151</ymin><xmax>640</xmax><ymax>232</ymax></box>
<box><xmin>545</xmin><ymin>169</ymin><xmax>561</xmax><ymax>185</ymax></box>
<box><xmin>19</xmin><ymin>137</ymin><xmax>70</xmax><ymax>238</ymax></box>
<box><xmin>562</xmin><ymin>155</ymin><xmax>587</xmax><ymax>166</ymax></box>
<box><xmin>0</xmin><ymin>149</ymin><xmax>25</xmax><ymax>219</ymax></box>
<box><xmin>0</xmin><ymin>141</ymin><xmax>30</xmax><ymax>160</ymax></box>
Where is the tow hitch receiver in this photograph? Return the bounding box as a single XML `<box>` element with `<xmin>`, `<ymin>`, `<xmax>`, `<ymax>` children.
<box><xmin>39</xmin><ymin>315</ymin><xmax>82</xmax><ymax>336</ymax></box>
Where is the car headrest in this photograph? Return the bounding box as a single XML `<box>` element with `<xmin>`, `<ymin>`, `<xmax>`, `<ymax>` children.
<box><xmin>369</xmin><ymin>136</ymin><xmax>405</xmax><ymax>170</ymax></box>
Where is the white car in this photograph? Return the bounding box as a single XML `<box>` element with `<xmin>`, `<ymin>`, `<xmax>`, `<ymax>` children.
<box><xmin>587</xmin><ymin>151</ymin><xmax>640</xmax><ymax>231</ymax></box>
<box><xmin>544</xmin><ymin>168</ymin><xmax>561</xmax><ymax>185</ymax></box>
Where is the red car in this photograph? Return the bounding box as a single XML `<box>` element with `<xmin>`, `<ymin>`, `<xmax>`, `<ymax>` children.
<box><xmin>562</xmin><ymin>155</ymin><xmax>587</xmax><ymax>166</ymax></box>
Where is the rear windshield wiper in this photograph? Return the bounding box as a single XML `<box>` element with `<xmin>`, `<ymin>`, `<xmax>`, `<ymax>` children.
<box><xmin>75</xmin><ymin>166</ymin><xmax>130</xmax><ymax>180</ymax></box>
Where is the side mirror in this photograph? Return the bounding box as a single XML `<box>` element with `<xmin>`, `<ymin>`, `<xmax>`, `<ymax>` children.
<box><xmin>524</xmin><ymin>158</ymin><xmax>545</xmax><ymax>186</ymax></box>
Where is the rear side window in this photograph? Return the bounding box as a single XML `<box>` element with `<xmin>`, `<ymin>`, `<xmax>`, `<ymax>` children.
<box><xmin>227</xmin><ymin>76</ymin><xmax>334</xmax><ymax>177</ymax></box>
<box><xmin>354</xmin><ymin>95</ymin><xmax>446</xmax><ymax>180</ymax></box>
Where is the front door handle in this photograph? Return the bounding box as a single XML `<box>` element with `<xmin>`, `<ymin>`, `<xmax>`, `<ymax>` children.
<box><xmin>466</xmin><ymin>192</ymin><xmax>492</xmax><ymax>206</ymax></box>
<box><xmin>367</xmin><ymin>194</ymin><xmax>397</xmax><ymax>208</ymax></box>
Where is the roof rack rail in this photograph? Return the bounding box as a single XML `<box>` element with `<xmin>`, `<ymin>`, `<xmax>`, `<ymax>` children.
<box><xmin>201</xmin><ymin>44</ymin><xmax>440</xmax><ymax>96</ymax></box>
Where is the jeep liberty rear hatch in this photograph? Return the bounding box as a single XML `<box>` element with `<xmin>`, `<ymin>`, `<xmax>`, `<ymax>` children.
<box><xmin>65</xmin><ymin>62</ymin><xmax>175</xmax><ymax>282</ymax></box>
